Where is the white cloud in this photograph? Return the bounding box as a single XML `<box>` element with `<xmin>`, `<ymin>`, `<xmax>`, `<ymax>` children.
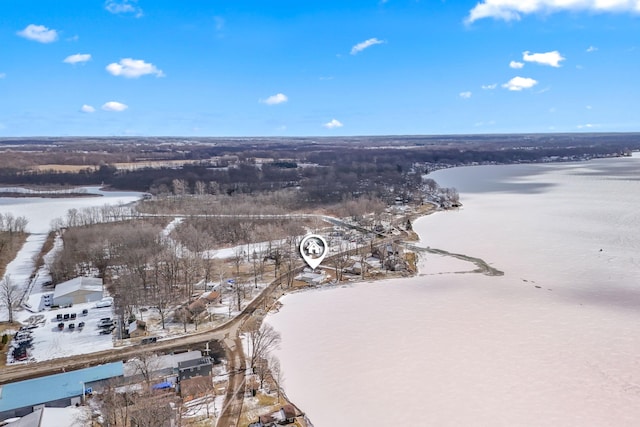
<box><xmin>81</xmin><ymin>104</ymin><xmax>96</xmax><ymax>113</ymax></box>
<box><xmin>63</xmin><ymin>53</ymin><xmax>92</xmax><ymax>64</ymax></box>
<box><xmin>586</xmin><ymin>45</ymin><xmax>598</xmax><ymax>52</ymax></box>
<box><xmin>102</xmin><ymin>101</ymin><xmax>128</xmax><ymax>112</ymax></box>
<box><xmin>466</xmin><ymin>0</ymin><xmax>640</xmax><ymax>23</ymax></box>
<box><xmin>324</xmin><ymin>119</ymin><xmax>343</xmax><ymax>129</ymax></box>
<box><xmin>502</xmin><ymin>76</ymin><xmax>538</xmax><ymax>91</ymax></box>
<box><xmin>523</xmin><ymin>50</ymin><xmax>565</xmax><ymax>67</ymax></box>
<box><xmin>351</xmin><ymin>38</ymin><xmax>384</xmax><ymax>55</ymax></box>
<box><xmin>17</xmin><ymin>24</ymin><xmax>58</xmax><ymax>43</ymax></box>
<box><xmin>105</xmin><ymin>0</ymin><xmax>143</xmax><ymax>17</ymax></box>
<box><xmin>260</xmin><ymin>93</ymin><xmax>288</xmax><ymax>105</ymax></box>
<box><xmin>106</xmin><ymin>58</ymin><xmax>164</xmax><ymax>78</ymax></box>
<box><xmin>481</xmin><ymin>83</ymin><xmax>497</xmax><ymax>90</ymax></box>
<box><xmin>459</xmin><ymin>91</ymin><xmax>472</xmax><ymax>99</ymax></box>
<box><xmin>509</xmin><ymin>60</ymin><xmax>524</xmax><ymax>69</ymax></box>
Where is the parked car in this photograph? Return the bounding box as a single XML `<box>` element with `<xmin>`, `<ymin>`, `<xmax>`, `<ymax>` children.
<box><xmin>56</xmin><ymin>314</ymin><xmax>63</xmax><ymax>321</ymax></box>
<box><xmin>82</xmin><ymin>309</ymin><xmax>88</xmax><ymax>316</ymax></box>
<box><xmin>98</xmin><ymin>319</ymin><xmax>114</xmax><ymax>328</ymax></box>
<box><xmin>70</xmin><ymin>313</ymin><xmax>77</xmax><ymax>320</ymax></box>
<box><xmin>96</xmin><ymin>297</ymin><xmax>114</xmax><ymax>308</ymax></box>
<box><xmin>13</xmin><ymin>347</ymin><xmax>28</xmax><ymax>361</ymax></box>
<box><xmin>57</xmin><ymin>322</ymin><xmax>64</xmax><ymax>330</ymax></box>
<box><xmin>78</xmin><ymin>321</ymin><xmax>85</xmax><ymax>329</ymax></box>
<box><xmin>99</xmin><ymin>326</ymin><xmax>115</xmax><ymax>335</ymax></box>
<box><xmin>140</xmin><ymin>337</ymin><xmax>157</xmax><ymax>345</ymax></box>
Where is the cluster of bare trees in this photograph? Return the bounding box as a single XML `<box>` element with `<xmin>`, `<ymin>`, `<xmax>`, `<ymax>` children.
<box><xmin>0</xmin><ymin>213</ymin><xmax>29</xmax><ymax>271</ymax></box>
<box><xmin>50</xmin><ymin>204</ymin><xmax>136</xmax><ymax>230</ymax></box>
<box><xmin>173</xmin><ymin>217</ymin><xmax>306</xmax><ymax>251</ymax></box>
<box><xmin>137</xmin><ymin>190</ymin><xmax>300</xmax><ymax>216</ymax></box>
<box><xmin>95</xmin><ymin>380</ymin><xmax>178</xmax><ymax>427</ymax></box>
<box><xmin>49</xmin><ymin>219</ymin><xmax>214</xmax><ymax>327</ymax></box>
<box><xmin>0</xmin><ymin>212</ymin><xmax>28</xmax><ymax>235</ymax></box>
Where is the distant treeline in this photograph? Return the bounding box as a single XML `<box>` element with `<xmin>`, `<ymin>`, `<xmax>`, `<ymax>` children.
<box><xmin>0</xmin><ymin>142</ymin><xmax>636</xmax><ymax>204</ymax></box>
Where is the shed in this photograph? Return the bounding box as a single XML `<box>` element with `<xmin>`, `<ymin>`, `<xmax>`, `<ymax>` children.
<box><xmin>127</xmin><ymin>320</ymin><xmax>147</xmax><ymax>338</ymax></box>
<box><xmin>52</xmin><ymin>277</ymin><xmax>103</xmax><ymax>307</ymax></box>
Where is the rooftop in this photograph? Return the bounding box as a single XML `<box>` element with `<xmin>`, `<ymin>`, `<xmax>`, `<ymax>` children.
<box><xmin>52</xmin><ymin>276</ymin><xmax>103</xmax><ymax>299</ymax></box>
<box><xmin>0</xmin><ymin>362</ymin><xmax>123</xmax><ymax>412</ymax></box>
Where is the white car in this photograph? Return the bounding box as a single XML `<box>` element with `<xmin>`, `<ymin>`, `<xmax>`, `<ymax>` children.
<box><xmin>95</xmin><ymin>297</ymin><xmax>113</xmax><ymax>308</ymax></box>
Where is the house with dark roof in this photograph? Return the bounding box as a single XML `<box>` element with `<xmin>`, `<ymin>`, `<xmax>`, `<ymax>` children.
<box><xmin>177</xmin><ymin>357</ymin><xmax>213</xmax><ymax>381</ymax></box>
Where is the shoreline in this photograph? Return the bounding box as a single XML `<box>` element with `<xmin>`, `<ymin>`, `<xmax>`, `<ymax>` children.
<box><xmin>263</xmin><ymin>204</ymin><xmax>503</xmax><ymax>425</ymax></box>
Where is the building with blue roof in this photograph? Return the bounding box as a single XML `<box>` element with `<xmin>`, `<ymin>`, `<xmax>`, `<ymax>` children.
<box><xmin>0</xmin><ymin>362</ymin><xmax>124</xmax><ymax>421</ymax></box>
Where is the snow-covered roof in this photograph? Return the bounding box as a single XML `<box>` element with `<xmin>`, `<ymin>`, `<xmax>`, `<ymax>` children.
<box><xmin>53</xmin><ymin>276</ymin><xmax>103</xmax><ymax>299</ymax></box>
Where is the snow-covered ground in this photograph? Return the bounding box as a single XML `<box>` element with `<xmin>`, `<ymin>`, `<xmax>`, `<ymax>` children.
<box><xmin>8</xmin><ymin>301</ymin><xmax>115</xmax><ymax>364</ymax></box>
<box><xmin>267</xmin><ymin>155</ymin><xmax>640</xmax><ymax>427</ymax></box>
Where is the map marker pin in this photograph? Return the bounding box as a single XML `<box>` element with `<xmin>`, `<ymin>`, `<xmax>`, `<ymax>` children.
<box><xmin>299</xmin><ymin>234</ymin><xmax>329</xmax><ymax>270</ymax></box>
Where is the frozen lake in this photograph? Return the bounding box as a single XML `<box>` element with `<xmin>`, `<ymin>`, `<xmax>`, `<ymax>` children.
<box><xmin>267</xmin><ymin>155</ymin><xmax>640</xmax><ymax>426</ymax></box>
<box><xmin>0</xmin><ymin>186</ymin><xmax>143</xmax><ymax>234</ymax></box>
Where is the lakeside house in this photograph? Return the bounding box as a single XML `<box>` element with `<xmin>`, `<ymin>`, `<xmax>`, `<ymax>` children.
<box><xmin>178</xmin><ymin>357</ymin><xmax>213</xmax><ymax>382</ymax></box>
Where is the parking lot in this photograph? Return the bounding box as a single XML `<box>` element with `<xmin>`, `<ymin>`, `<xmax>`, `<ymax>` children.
<box><xmin>8</xmin><ymin>301</ymin><xmax>116</xmax><ymax>363</ymax></box>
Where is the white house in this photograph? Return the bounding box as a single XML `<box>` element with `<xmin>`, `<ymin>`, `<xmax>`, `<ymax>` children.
<box><xmin>52</xmin><ymin>277</ymin><xmax>103</xmax><ymax>307</ymax></box>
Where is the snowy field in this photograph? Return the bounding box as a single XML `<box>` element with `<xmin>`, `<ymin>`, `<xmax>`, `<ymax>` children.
<box><xmin>267</xmin><ymin>154</ymin><xmax>640</xmax><ymax>426</ymax></box>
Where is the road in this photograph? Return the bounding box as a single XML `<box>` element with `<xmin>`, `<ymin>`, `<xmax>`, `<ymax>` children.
<box><xmin>217</xmin><ymin>336</ymin><xmax>246</xmax><ymax>427</ymax></box>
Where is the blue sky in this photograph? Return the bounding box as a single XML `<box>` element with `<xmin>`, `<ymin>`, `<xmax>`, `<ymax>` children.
<box><xmin>1</xmin><ymin>0</ymin><xmax>639</xmax><ymax>136</ymax></box>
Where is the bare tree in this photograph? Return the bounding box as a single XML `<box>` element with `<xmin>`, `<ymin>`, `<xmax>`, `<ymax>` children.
<box><xmin>331</xmin><ymin>241</ymin><xmax>349</xmax><ymax>282</ymax></box>
<box><xmin>247</xmin><ymin>321</ymin><xmax>281</xmax><ymax>370</ymax></box>
<box><xmin>269</xmin><ymin>355</ymin><xmax>284</xmax><ymax>403</ymax></box>
<box><xmin>254</xmin><ymin>356</ymin><xmax>270</xmax><ymax>390</ymax></box>
<box><xmin>129</xmin><ymin>392</ymin><xmax>177</xmax><ymax>427</ymax></box>
<box><xmin>0</xmin><ymin>275</ymin><xmax>19</xmax><ymax>323</ymax></box>
<box><xmin>189</xmin><ymin>299</ymin><xmax>207</xmax><ymax>331</ymax></box>
<box><xmin>176</xmin><ymin>307</ymin><xmax>191</xmax><ymax>333</ymax></box>
<box><xmin>96</xmin><ymin>380</ymin><xmax>134</xmax><ymax>427</ymax></box>
<box><xmin>130</xmin><ymin>351</ymin><xmax>160</xmax><ymax>390</ymax></box>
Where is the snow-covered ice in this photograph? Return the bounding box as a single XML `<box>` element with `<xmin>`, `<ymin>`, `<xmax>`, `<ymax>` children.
<box><xmin>267</xmin><ymin>155</ymin><xmax>640</xmax><ymax>427</ymax></box>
